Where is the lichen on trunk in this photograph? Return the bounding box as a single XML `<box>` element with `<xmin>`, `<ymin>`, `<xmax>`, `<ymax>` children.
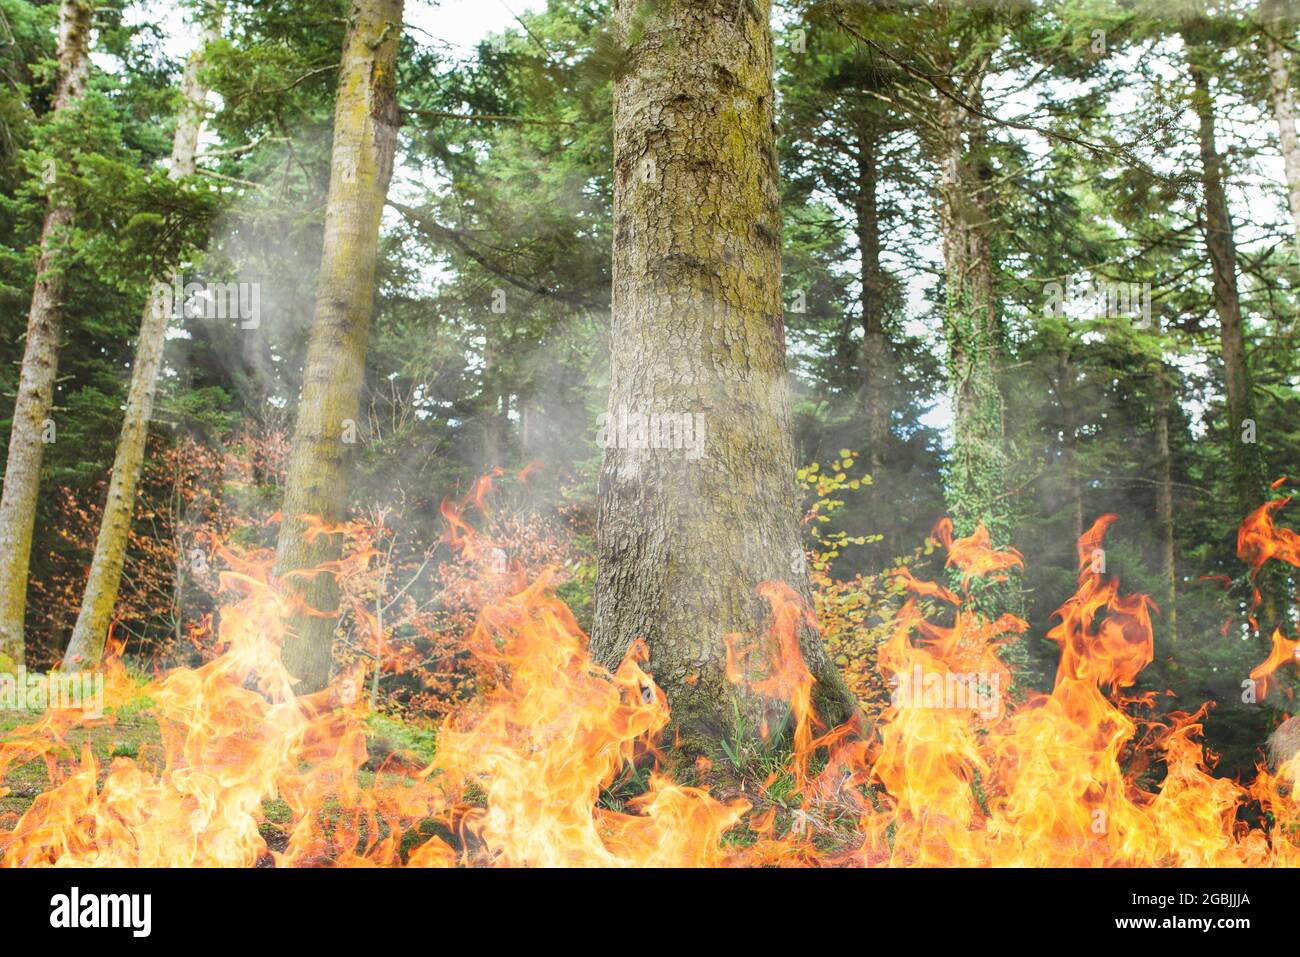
<box><xmin>933</xmin><ymin>82</ymin><xmax>1022</xmax><ymax>632</ymax></box>
<box><xmin>0</xmin><ymin>0</ymin><xmax>95</xmax><ymax>669</ymax></box>
<box><xmin>592</xmin><ymin>0</ymin><xmax>856</xmax><ymax>752</ymax></box>
<box><xmin>273</xmin><ymin>0</ymin><xmax>403</xmax><ymax>694</ymax></box>
<box><xmin>63</xmin><ymin>8</ymin><xmax>224</xmax><ymax>670</ymax></box>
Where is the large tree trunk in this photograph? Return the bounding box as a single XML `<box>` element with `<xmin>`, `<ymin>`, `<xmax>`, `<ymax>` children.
<box><xmin>62</xmin><ymin>9</ymin><xmax>222</xmax><ymax>669</ymax></box>
<box><xmin>592</xmin><ymin>0</ymin><xmax>855</xmax><ymax>748</ymax></box>
<box><xmin>1186</xmin><ymin>52</ymin><xmax>1266</xmax><ymax>517</ymax></box>
<box><xmin>937</xmin><ymin>92</ymin><xmax>1005</xmax><ymax>541</ymax></box>
<box><xmin>930</xmin><ymin>66</ymin><xmax>1028</xmax><ymax>678</ymax></box>
<box><xmin>934</xmin><ymin>83</ymin><xmax>1018</xmax><ymax>622</ymax></box>
<box><xmin>1186</xmin><ymin>40</ymin><xmax>1283</xmax><ymax>636</ymax></box>
<box><xmin>1265</xmin><ymin>2</ymin><xmax>1300</xmax><ymax>254</ymax></box>
<box><xmin>0</xmin><ymin>0</ymin><xmax>94</xmax><ymax>668</ymax></box>
<box><xmin>273</xmin><ymin>0</ymin><xmax>402</xmax><ymax>693</ymax></box>
<box><xmin>1153</xmin><ymin>370</ymin><xmax>1178</xmax><ymax>643</ymax></box>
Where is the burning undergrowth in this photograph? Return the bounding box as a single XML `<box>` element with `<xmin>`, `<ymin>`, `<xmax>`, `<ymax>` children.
<box><xmin>1</xmin><ymin>476</ymin><xmax>1299</xmax><ymax>867</ymax></box>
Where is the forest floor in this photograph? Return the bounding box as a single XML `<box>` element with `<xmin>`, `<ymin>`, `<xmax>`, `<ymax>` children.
<box><xmin>0</xmin><ymin>703</ymin><xmax>161</xmax><ymax>821</ymax></box>
<box><xmin>0</xmin><ymin>669</ymin><xmax>865</xmax><ymax>860</ymax></box>
<box><xmin>0</xmin><ymin>673</ymin><xmax>442</xmax><ymax>858</ymax></box>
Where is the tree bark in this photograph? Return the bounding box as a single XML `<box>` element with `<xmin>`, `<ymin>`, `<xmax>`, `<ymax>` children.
<box><xmin>1055</xmin><ymin>348</ymin><xmax>1083</xmax><ymax>544</ymax></box>
<box><xmin>1186</xmin><ymin>50</ymin><xmax>1266</xmax><ymax>517</ymax></box>
<box><xmin>926</xmin><ymin>62</ymin><xmax>1028</xmax><ymax>660</ymax></box>
<box><xmin>933</xmin><ymin>83</ymin><xmax>1017</xmax><ymax>612</ymax></box>
<box><xmin>855</xmin><ymin>128</ymin><xmax>889</xmax><ymax>480</ymax></box>
<box><xmin>1264</xmin><ymin>3</ymin><xmax>1300</xmax><ymax>255</ymax></box>
<box><xmin>592</xmin><ymin>0</ymin><xmax>855</xmax><ymax>748</ymax></box>
<box><xmin>479</xmin><ymin>335</ymin><xmax>508</xmax><ymax>469</ymax></box>
<box><xmin>62</xmin><ymin>8</ymin><xmax>222</xmax><ymax>669</ymax></box>
<box><xmin>0</xmin><ymin>0</ymin><xmax>95</xmax><ymax>668</ymax></box>
<box><xmin>1153</xmin><ymin>370</ymin><xmax>1178</xmax><ymax>642</ymax></box>
<box><xmin>273</xmin><ymin>0</ymin><xmax>402</xmax><ymax>693</ymax></box>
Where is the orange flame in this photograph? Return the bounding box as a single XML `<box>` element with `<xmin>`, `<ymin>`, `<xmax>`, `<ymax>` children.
<box><xmin>1238</xmin><ymin>493</ymin><xmax>1300</xmax><ymax>628</ymax></box>
<box><xmin>3</xmin><ymin>479</ymin><xmax>1300</xmax><ymax>867</ymax></box>
<box><xmin>932</xmin><ymin>518</ymin><xmax>1025</xmax><ymax>589</ymax></box>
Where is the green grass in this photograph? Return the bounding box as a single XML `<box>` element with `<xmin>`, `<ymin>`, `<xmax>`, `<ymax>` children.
<box><xmin>1</xmin><ymin>675</ymin><xmax>871</xmax><ymax>860</ymax></box>
<box><xmin>0</xmin><ymin>674</ymin><xmax>444</xmax><ymax>849</ymax></box>
<box><xmin>364</xmin><ymin>712</ymin><xmax>438</xmax><ymax>767</ymax></box>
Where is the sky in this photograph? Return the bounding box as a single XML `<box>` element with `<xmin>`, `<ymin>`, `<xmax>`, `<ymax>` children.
<box><xmin>130</xmin><ymin>0</ymin><xmax>545</xmax><ymax>61</ymax></box>
<box><xmin>409</xmin><ymin>0</ymin><xmax>547</xmax><ymax>53</ymax></box>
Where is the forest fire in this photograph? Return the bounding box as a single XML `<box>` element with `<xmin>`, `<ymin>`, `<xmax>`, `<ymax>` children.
<box><xmin>1</xmin><ymin>488</ymin><xmax>1298</xmax><ymax>868</ymax></box>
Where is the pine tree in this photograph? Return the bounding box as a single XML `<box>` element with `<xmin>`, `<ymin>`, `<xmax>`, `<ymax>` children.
<box><xmin>590</xmin><ymin>0</ymin><xmax>855</xmax><ymax>746</ymax></box>
<box><xmin>63</xmin><ymin>3</ymin><xmax>223</xmax><ymax>669</ymax></box>
<box><xmin>273</xmin><ymin>0</ymin><xmax>404</xmax><ymax>693</ymax></box>
<box><xmin>0</xmin><ymin>0</ymin><xmax>95</xmax><ymax>668</ymax></box>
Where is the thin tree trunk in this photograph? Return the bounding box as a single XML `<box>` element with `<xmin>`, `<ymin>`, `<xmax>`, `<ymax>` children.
<box><xmin>856</xmin><ymin>129</ymin><xmax>889</xmax><ymax>480</ymax></box>
<box><xmin>1153</xmin><ymin>370</ymin><xmax>1177</xmax><ymax>642</ymax></box>
<box><xmin>1186</xmin><ymin>38</ymin><xmax>1282</xmax><ymax>635</ymax></box>
<box><xmin>273</xmin><ymin>0</ymin><xmax>403</xmax><ymax>693</ymax></box>
<box><xmin>592</xmin><ymin>0</ymin><xmax>855</xmax><ymax>748</ymax></box>
<box><xmin>520</xmin><ymin>398</ymin><xmax>535</xmax><ymax>460</ymax></box>
<box><xmin>0</xmin><ymin>0</ymin><xmax>95</xmax><ymax>668</ymax></box>
<box><xmin>1186</xmin><ymin>52</ymin><xmax>1265</xmax><ymax>516</ymax></box>
<box><xmin>1264</xmin><ymin>2</ymin><xmax>1300</xmax><ymax>255</ymax></box>
<box><xmin>930</xmin><ymin>65</ymin><xmax>1026</xmax><ymax>657</ymax></box>
<box><xmin>62</xmin><ymin>9</ymin><xmax>222</xmax><ymax>669</ymax></box>
<box><xmin>480</xmin><ymin>335</ymin><xmax>499</xmax><ymax>467</ymax></box>
<box><xmin>1055</xmin><ymin>348</ymin><xmax>1083</xmax><ymax>543</ymax></box>
<box><xmin>935</xmin><ymin>87</ymin><xmax>1014</xmax><ymax>568</ymax></box>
